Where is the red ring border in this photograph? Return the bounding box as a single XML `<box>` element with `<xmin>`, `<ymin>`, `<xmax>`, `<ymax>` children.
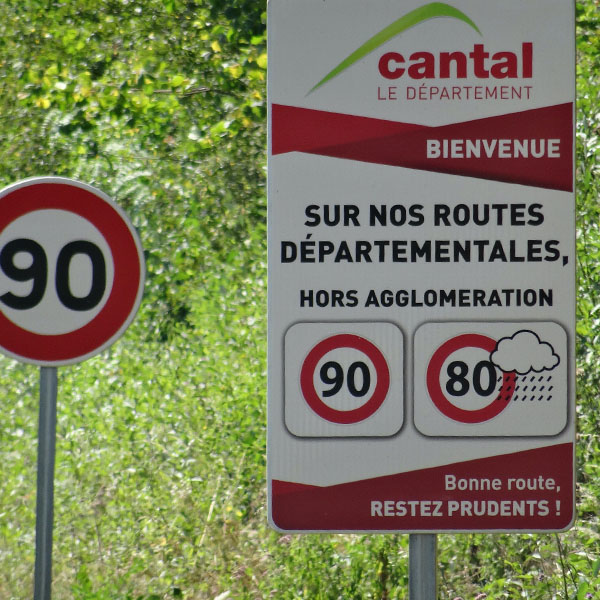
<box><xmin>300</xmin><ymin>333</ymin><xmax>390</xmax><ymax>424</ymax></box>
<box><xmin>426</xmin><ymin>333</ymin><xmax>514</xmax><ymax>424</ymax></box>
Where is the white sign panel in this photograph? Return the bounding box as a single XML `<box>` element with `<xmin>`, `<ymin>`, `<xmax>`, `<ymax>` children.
<box><xmin>268</xmin><ymin>0</ymin><xmax>575</xmax><ymax>531</ymax></box>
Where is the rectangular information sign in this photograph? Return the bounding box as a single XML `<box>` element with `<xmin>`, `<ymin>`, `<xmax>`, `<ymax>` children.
<box><xmin>267</xmin><ymin>0</ymin><xmax>575</xmax><ymax>532</ymax></box>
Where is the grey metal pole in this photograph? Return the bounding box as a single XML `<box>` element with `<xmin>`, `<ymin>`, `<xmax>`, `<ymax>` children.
<box><xmin>409</xmin><ymin>533</ymin><xmax>438</xmax><ymax>600</ymax></box>
<box><xmin>34</xmin><ymin>367</ymin><xmax>58</xmax><ymax>600</ymax></box>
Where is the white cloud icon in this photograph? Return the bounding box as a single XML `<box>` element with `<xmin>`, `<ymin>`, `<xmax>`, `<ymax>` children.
<box><xmin>490</xmin><ymin>330</ymin><xmax>559</xmax><ymax>374</ymax></box>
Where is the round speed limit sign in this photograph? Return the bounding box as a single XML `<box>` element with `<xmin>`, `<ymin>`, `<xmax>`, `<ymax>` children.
<box><xmin>426</xmin><ymin>333</ymin><xmax>513</xmax><ymax>424</ymax></box>
<box><xmin>0</xmin><ymin>177</ymin><xmax>145</xmax><ymax>366</ymax></box>
<box><xmin>300</xmin><ymin>333</ymin><xmax>390</xmax><ymax>424</ymax></box>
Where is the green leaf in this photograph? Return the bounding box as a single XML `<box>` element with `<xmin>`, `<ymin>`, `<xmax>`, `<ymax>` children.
<box><xmin>171</xmin><ymin>74</ymin><xmax>185</xmax><ymax>87</ymax></box>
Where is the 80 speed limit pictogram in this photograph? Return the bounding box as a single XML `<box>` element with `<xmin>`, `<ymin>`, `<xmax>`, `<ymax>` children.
<box><xmin>0</xmin><ymin>178</ymin><xmax>144</xmax><ymax>366</ymax></box>
<box><xmin>414</xmin><ymin>322</ymin><xmax>568</xmax><ymax>437</ymax></box>
<box><xmin>426</xmin><ymin>333</ymin><xmax>513</xmax><ymax>424</ymax></box>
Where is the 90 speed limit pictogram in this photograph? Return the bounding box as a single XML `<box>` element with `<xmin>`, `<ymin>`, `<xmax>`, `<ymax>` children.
<box><xmin>300</xmin><ymin>333</ymin><xmax>389</xmax><ymax>424</ymax></box>
<box><xmin>414</xmin><ymin>322</ymin><xmax>568</xmax><ymax>437</ymax></box>
<box><xmin>284</xmin><ymin>322</ymin><xmax>403</xmax><ymax>437</ymax></box>
<box><xmin>0</xmin><ymin>177</ymin><xmax>144</xmax><ymax>366</ymax></box>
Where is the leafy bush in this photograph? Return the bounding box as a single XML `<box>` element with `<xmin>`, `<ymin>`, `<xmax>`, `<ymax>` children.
<box><xmin>0</xmin><ymin>0</ymin><xmax>598</xmax><ymax>599</ymax></box>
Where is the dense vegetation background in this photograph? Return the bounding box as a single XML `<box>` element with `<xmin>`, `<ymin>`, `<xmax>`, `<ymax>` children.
<box><xmin>0</xmin><ymin>0</ymin><xmax>597</xmax><ymax>598</ymax></box>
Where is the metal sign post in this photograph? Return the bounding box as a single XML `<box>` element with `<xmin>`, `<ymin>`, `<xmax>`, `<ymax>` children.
<box><xmin>34</xmin><ymin>367</ymin><xmax>58</xmax><ymax>600</ymax></box>
<box><xmin>409</xmin><ymin>534</ymin><xmax>438</xmax><ymax>600</ymax></box>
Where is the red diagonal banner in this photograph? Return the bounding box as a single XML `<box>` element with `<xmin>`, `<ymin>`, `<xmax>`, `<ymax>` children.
<box><xmin>271</xmin><ymin>103</ymin><xmax>573</xmax><ymax>191</ymax></box>
<box><xmin>271</xmin><ymin>443</ymin><xmax>573</xmax><ymax>531</ymax></box>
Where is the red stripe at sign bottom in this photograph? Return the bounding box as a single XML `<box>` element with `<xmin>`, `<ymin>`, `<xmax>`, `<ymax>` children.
<box><xmin>271</xmin><ymin>443</ymin><xmax>573</xmax><ymax>531</ymax></box>
<box><xmin>271</xmin><ymin>103</ymin><xmax>573</xmax><ymax>192</ymax></box>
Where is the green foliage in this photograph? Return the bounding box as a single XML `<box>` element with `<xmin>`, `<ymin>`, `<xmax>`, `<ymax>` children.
<box><xmin>0</xmin><ymin>0</ymin><xmax>598</xmax><ymax>599</ymax></box>
<box><xmin>0</xmin><ymin>0</ymin><xmax>266</xmax><ymax>343</ymax></box>
<box><xmin>575</xmin><ymin>1</ymin><xmax>600</xmax><ymax>567</ymax></box>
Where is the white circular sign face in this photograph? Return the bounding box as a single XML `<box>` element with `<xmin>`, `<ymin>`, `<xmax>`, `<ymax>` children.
<box><xmin>0</xmin><ymin>210</ymin><xmax>115</xmax><ymax>335</ymax></box>
<box><xmin>438</xmin><ymin>345</ymin><xmax>504</xmax><ymax>412</ymax></box>
<box><xmin>313</xmin><ymin>347</ymin><xmax>377</xmax><ymax>412</ymax></box>
<box><xmin>0</xmin><ymin>177</ymin><xmax>145</xmax><ymax>366</ymax></box>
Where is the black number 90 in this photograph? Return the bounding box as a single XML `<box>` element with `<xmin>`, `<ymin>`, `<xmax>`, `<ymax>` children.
<box><xmin>319</xmin><ymin>360</ymin><xmax>371</xmax><ymax>398</ymax></box>
<box><xmin>0</xmin><ymin>238</ymin><xmax>106</xmax><ymax>311</ymax></box>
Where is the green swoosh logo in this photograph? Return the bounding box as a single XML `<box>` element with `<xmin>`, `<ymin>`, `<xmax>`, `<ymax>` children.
<box><xmin>309</xmin><ymin>2</ymin><xmax>481</xmax><ymax>94</ymax></box>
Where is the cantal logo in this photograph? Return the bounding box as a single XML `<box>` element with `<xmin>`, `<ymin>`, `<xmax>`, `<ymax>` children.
<box><xmin>309</xmin><ymin>2</ymin><xmax>532</xmax><ymax>93</ymax></box>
